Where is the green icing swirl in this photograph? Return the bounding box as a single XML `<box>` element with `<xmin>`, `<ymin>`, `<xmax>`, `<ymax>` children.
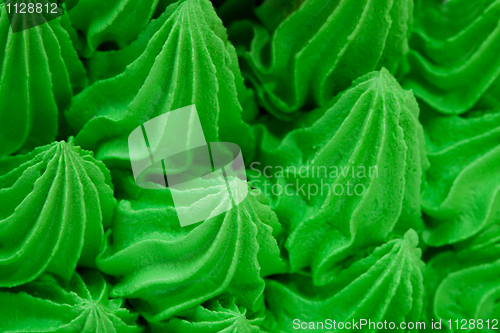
<box><xmin>423</xmin><ymin>224</ymin><xmax>500</xmax><ymax>326</ymax></box>
<box><xmin>66</xmin><ymin>0</ymin><xmax>257</xmax><ymax>167</ymax></box>
<box><xmin>263</xmin><ymin>230</ymin><xmax>424</xmax><ymax>332</ymax></box>
<box><xmin>421</xmin><ymin>109</ymin><xmax>500</xmax><ymax>246</ymax></box>
<box><xmin>67</xmin><ymin>0</ymin><xmax>160</xmax><ymax>57</ymax></box>
<box><xmin>229</xmin><ymin>0</ymin><xmax>413</xmax><ymax>119</ymax></box>
<box><xmin>96</xmin><ymin>174</ymin><xmax>286</xmax><ymax>322</ymax></box>
<box><xmin>149</xmin><ymin>298</ymin><xmax>265</xmax><ymax>332</ymax></box>
<box><xmin>404</xmin><ymin>0</ymin><xmax>500</xmax><ymax>114</ymax></box>
<box><xmin>0</xmin><ymin>140</ymin><xmax>116</xmax><ymax>287</ymax></box>
<box><xmin>0</xmin><ymin>270</ymin><xmax>144</xmax><ymax>332</ymax></box>
<box><xmin>251</xmin><ymin>69</ymin><xmax>428</xmax><ymax>285</ymax></box>
<box><xmin>436</xmin><ymin>262</ymin><xmax>500</xmax><ymax>331</ymax></box>
<box><xmin>0</xmin><ymin>5</ymin><xmax>86</xmax><ymax>157</ymax></box>
<box><xmin>2</xmin><ymin>0</ymin><xmax>498</xmax><ymax>329</ymax></box>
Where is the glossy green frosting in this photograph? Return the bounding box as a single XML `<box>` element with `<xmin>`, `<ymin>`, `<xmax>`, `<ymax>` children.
<box><xmin>96</xmin><ymin>174</ymin><xmax>285</xmax><ymax>322</ymax></box>
<box><xmin>0</xmin><ymin>140</ymin><xmax>116</xmax><ymax>287</ymax></box>
<box><xmin>404</xmin><ymin>0</ymin><xmax>500</xmax><ymax>114</ymax></box>
<box><xmin>65</xmin><ymin>0</ymin><xmax>257</xmax><ymax>167</ymax></box>
<box><xmin>68</xmin><ymin>0</ymin><xmax>160</xmax><ymax>57</ymax></box>
<box><xmin>251</xmin><ymin>69</ymin><xmax>428</xmax><ymax>285</ymax></box>
<box><xmin>421</xmin><ymin>109</ymin><xmax>500</xmax><ymax>246</ymax></box>
<box><xmin>0</xmin><ymin>5</ymin><xmax>86</xmax><ymax>157</ymax></box>
<box><xmin>2</xmin><ymin>0</ymin><xmax>499</xmax><ymax>330</ymax></box>
<box><xmin>229</xmin><ymin>0</ymin><xmax>413</xmax><ymax>118</ymax></box>
<box><xmin>0</xmin><ymin>270</ymin><xmax>144</xmax><ymax>332</ymax></box>
<box><xmin>263</xmin><ymin>230</ymin><xmax>424</xmax><ymax>331</ymax></box>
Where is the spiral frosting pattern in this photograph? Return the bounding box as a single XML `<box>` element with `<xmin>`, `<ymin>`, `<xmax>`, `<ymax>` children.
<box><xmin>423</xmin><ymin>224</ymin><xmax>500</xmax><ymax>325</ymax></box>
<box><xmin>263</xmin><ymin>230</ymin><xmax>424</xmax><ymax>332</ymax></box>
<box><xmin>0</xmin><ymin>140</ymin><xmax>116</xmax><ymax>287</ymax></box>
<box><xmin>96</xmin><ymin>175</ymin><xmax>286</xmax><ymax>322</ymax></box>
<box><xmin>404</xmin><ymin>0</ymin><xmax>500</xmax><ymax>114</ymax></box>
<box><xmin>2</xmin><ymin>0</ymin><xmax>498</xmax><ymax>330</ymax></box>
<box><xmin>229</xmin><ymin>0</ymin><xmax>413</xmax><ymax>118</ymax></box>
<box><xmin>68</xmin><ymin>0</ymin><xmax>160</xmax><ymax>57</ymax></box>
<box><xmin>66</xmin><ymin>0</ymin><xmax>257</xmax><ymax>167</ymax></box>
<box><xmin>251</xmin><ymin>69</ymin><xmax>428</xmax><ymax>285</ymax></box>
<box><xmin>0</xmin><ymin>270</ymin><xmax>144</xmax><ymax>332</ymax></box>
<box><xmin>421</xmin><ymin>109</ymin><xmax>500</xmax><ymax>246</ymax></box>
<box><xmin>0</xmin><ymin>5</ymin><xmax>85</xmax><ymax>157</ymax></box>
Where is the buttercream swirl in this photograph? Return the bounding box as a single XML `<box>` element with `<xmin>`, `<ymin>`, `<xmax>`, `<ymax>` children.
<box><xmin>229</xmin><ymin>0</ymin><xmax>413</xmax><ymax>119</ymax></box>
<box><xmin>421</xmin><ymin>109</ymin><xmax>500</xmax><ymax>246</ymax></box>
<box><xmin>0</xmin><ymin>270</ymin><xmax>144</xmax><ymax>332</ymax></box>
<box><xmin>423</xmin><ymin>224</ymin><xmax>500</xmax><ymax>326</ymax></box>
<box><xmin>68</xmin><ymin>0</ymin><xmax>160</xmax><ymax>57</ymax></box>
<box><xmin>0</xmin><ymin>140</ymin><xmax>116</xmax><ymax>287</ymax></box>
<box><xmin>66</xmin><ymin>0</ymin><xmax>257</xmax><ymax>167</ymax></box>
<box><xmin>263</xmin><ymin>230</ymin><xmax>424</xmax><ymax>332</ymax></box>
<box><xmin>0</xmin><ymin>5</ymin><xmax>86</xmax><ymax>156</ymax></box>
<box><xmin>404</xmin><ymin>0</ymin><xmax>500</xmax><ymax>114</ymax></box>
<box><xmin>96</xmin><ymin>174</ymin><xmax>286</xmax><ymax>322</ymax></box>
<box><xmin>251</xmin><ymin>69</ymin><xmax>428</xmax><ymax>285</ymax></box>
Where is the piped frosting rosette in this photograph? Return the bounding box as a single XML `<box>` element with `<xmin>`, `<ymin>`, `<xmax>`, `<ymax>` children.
<box><xmin>0</xmin><ymin>140</ymin><xmax>116</xmax><ymax>287</ymax></box>
<box><xmin>404</xmin><ymin>0</ymin><xmax>500</xmax><ymax>114</ymax></box>
<box><xmin>66</xmin><ymin>0</ymin><xmax>257</xmax><ymax>168</ymax></box>
<box><xmin>228</xmin><ymin>0</ymin><xmax>414</xmax><ymax>119</ymax></box>
<box><xmin>262</xmin><ymin>230</ymin><xmax>424</xmax><ymax>332</ymax></box>
<box><xmin>0</xmin><ymin>4</ymin><xmax>85</xmax><ymax>156</ymax></box>
<box><xmin>250</xmin><ymin>69</ymin><xmax>428</xmax><ymax>285</ymax></box>
<box><xmin>0</xmin><ymin>270</ymin><xmax>144</xmax><ymax>332</ymax></box>
<box><xmin>96</xmin><ymin>171</ymin><xmax>286</xmax><ymax>323</ymax></box>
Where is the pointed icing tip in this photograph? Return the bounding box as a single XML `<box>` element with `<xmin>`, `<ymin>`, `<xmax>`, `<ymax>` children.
<box><xmin>379</xmin><ymin>67</ymin><xmax>390</xmax><ymax>75</ymax></box>
<box><xmin>351</xmin><ymin>68</ymin><xmax>399</xmax><ymax>91</ymax></box>
<box><xmin>378</xmin><ymin>67</ymin><xmax>398</xmax><ymax>83</ymax></box>
<box><xmin>55</xmin><ymin>140</ymin><xmax>70</xmax><ymax>148</ymax></box>
<box><xmin>404</xmin><ymin>229</ymin><xmax>419</xmax><ymax>247</ymax></box>
<box><xmin>54</xmin><ymin>139</ymin><xmax>77</xmax><ymax>153</ymax></box>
